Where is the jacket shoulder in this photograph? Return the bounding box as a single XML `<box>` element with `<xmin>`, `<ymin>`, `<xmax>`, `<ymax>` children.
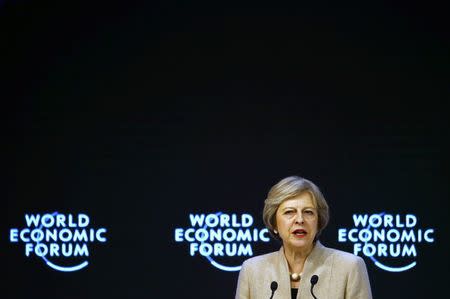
<box><xmin>241</xmin><ymin>251</ymin><xmax>279</xmax><ymax>269</ymax></box>
<box><xmin>324</xmin><ymin>246</ymin><xmax>366</xmax><ymax>267</ymax></box>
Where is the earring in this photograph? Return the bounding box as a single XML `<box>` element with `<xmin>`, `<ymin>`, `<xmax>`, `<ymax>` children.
<box><xmin>274</xmin><ymin>230</ymin><xmax>278</xmax><ymax>234</ymax></box>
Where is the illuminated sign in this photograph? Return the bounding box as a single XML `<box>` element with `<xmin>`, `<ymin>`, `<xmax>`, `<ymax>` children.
<box><xmin>174</xmin><ymin>212</ymin><xmax>270</xmax><ymax>271</ymax></box>
<box><xmin>338</xmin><ymin>212</ymin><xmax>435</xmax><ymax>272</ymax></box>
<box><xmin>9</xmin><ymin>212</ymin><xmax>107</xmax><ymax>272</ymax></box>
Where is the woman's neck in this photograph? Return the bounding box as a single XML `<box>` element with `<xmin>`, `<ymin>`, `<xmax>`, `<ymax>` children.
<box><xmin>283</xmin><ymin>243</ymin><xmax>314</xmax><ymax>273</ymax></box>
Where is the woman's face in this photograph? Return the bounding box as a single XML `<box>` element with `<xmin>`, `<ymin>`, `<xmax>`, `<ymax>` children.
<box><xmin>275</xmin><ymin>192</ymin><xmax>319</xmax><ymax>251</ymax></box>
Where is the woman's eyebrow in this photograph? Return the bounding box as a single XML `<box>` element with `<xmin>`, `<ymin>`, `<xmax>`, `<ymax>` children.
<box><xmin>281</xmin><ymin>206</ymin><xmax>296</xmax><ymax>210</ymax></box>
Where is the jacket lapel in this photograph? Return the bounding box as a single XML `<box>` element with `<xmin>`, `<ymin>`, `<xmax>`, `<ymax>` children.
<box><xmin>275</xmin><ymin>241</ymin><xmax>330</xmax><ymax>299</ymax></box>
<box><xmin>299</xmin><ymin>241</ymin><xmax>330</xmax><ymax>299</ymax></box>
<box><xmin>275</xmin><ymin>247</ymin><xmax>292</xmax><ymax>298</ymax></box>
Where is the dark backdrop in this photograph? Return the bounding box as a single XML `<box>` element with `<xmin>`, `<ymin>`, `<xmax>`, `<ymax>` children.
<box><xmin>5</xmin><ymin>1</ymin><xmax>449</xmax><ymax>298</ymax></box>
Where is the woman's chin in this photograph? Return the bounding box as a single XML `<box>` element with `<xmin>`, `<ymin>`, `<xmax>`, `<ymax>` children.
<box><xmin>285</xmin><ymin>238</ymin><xmax>312</xmax><ymax>249</ymax></box>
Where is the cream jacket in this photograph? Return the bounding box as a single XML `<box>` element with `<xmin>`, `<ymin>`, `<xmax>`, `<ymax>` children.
<box><xmin>235</xmin><ymin>241</ymin><xmax>372</xmax><ymax>299</ymax></box>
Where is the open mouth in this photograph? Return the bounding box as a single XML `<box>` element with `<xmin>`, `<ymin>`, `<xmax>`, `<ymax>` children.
<box><xmin>292</xmin><ymin>229</ymin><xmax>307</xmax><ymax>237</ymax></box>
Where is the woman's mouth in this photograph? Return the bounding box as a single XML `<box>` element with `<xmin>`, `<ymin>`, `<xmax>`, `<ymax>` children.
<box><xmin>292</xmin><ymin>229</ymin><xmax>307</xmax><ymax>238</ymax></box>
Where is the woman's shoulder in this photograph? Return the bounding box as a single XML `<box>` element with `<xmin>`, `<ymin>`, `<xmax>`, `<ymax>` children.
<box><xmin>321</xmin><ymin>244</ymin><xmax>366</xmax><ymax>267</ymax></box>
<box><xmin>241</xmin><ymin>250</ymin><xmax>280</xmax><ymax>269</ymax></box>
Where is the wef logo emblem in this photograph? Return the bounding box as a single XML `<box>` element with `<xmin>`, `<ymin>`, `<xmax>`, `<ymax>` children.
<box><xmin>174</xmin><ymin>212</ymin><xmax>270</xmax><ymax>271</ymax></box>
<box><xmin>338</xmin><ymin>212</ymin><xmax>435</xmax><ymax>272</ymax></box>
<box><xmin>9</xmin><ymin>212</ymin><xmax>108</xmax><ymax>272</ymax></box>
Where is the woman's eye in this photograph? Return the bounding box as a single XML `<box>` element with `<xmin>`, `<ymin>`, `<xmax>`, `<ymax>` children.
<box><xmin>284</xmin><ymin>210</ymin><xmax>294</xmax><ymax>215</ymax></box>
<box><xmin>304</xmin><ymin>210</ymin><xmax>314</xmax><ymax>215</ymax></box>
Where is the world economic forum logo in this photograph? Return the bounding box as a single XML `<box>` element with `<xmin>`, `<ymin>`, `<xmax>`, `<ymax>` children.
<box><xmin>9</xmin><ymin>212</ymin><xmax>107</xmax><ymax>272</ymax></box>
<box><xmin>174</xmin><ymin>212</ymin><xmax>270</xmax><ymax>271</ymax></box>
<box><xmin>338</xmin><ymin>212</ymin><xmax>435</xmax><ymax>272</ymax></box>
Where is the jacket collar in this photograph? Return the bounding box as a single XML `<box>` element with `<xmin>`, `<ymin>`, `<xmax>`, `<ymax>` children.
<box><xmin>276</xmin><ymin>241</ymin><xmax>327</xmax><ymax>298</ymax></box>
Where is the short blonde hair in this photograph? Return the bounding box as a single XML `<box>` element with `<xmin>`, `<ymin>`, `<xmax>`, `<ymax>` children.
<box><xmin>263</xmin><ymin>176</ymin><xmax>329</xmax><ymax>241</ymax></box>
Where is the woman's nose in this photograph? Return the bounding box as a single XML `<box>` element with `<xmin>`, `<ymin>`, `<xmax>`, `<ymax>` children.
<box><xmin>295</xmin><ymin>212</ymin><xmax>304</xmax><ymax>224</ymax></box>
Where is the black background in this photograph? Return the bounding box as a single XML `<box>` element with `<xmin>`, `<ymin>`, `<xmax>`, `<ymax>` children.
<box><xmin>4</xmin><ymin>0</ymin><xmax>449</xmax><ymax>298</ymax></box>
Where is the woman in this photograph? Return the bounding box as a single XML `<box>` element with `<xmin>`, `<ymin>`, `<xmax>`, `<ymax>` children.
<box><xmin>235</xmin><ymin>176</ymin><xmax>372</xmax><ymax>299</ymax></box>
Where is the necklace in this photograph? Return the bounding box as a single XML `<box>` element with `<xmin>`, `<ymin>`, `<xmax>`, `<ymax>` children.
<box><xmin>289</xmin><ymin>272</ymin><xmax>302</xmax><ymax>282</ymax></box>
